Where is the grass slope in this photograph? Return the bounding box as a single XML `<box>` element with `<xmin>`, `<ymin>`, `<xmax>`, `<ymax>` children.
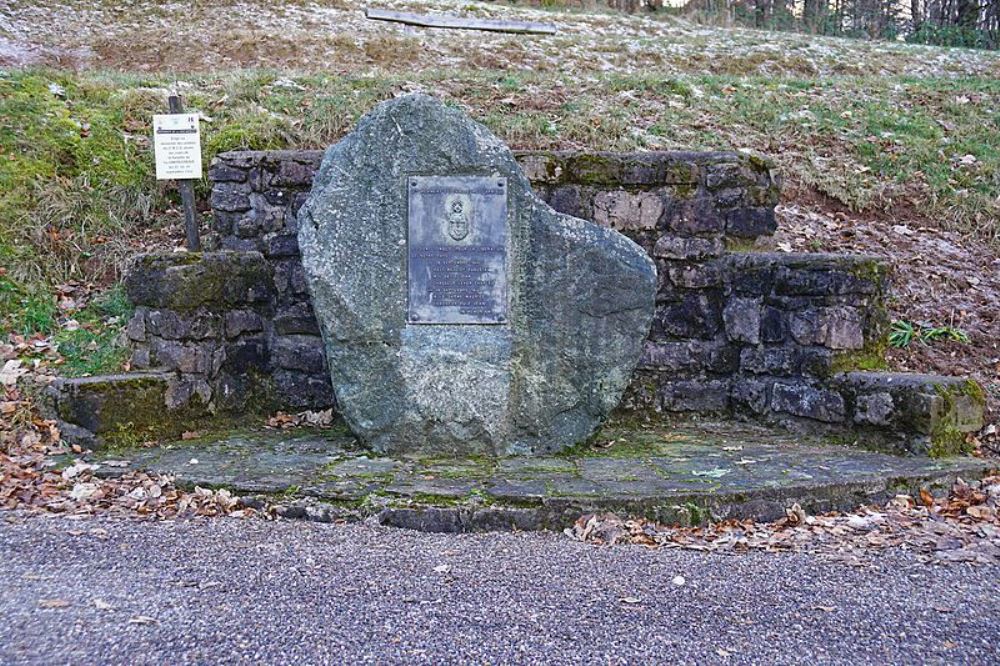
<box><xmin>1</xmin><ymin>1</ymin><xmax>998</xmax><ymax>365</ymax></box>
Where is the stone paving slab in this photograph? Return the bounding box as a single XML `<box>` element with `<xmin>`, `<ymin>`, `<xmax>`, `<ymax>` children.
<box><xmin>90</xmin><ymin>419</ymin><xmax>994</xmax><ymax>532</ymax></box>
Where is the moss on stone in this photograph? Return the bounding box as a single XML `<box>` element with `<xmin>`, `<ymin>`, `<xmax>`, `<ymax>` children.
<box><xmin>681</xmin><ymin>501</ymin><xmax>708</xmax><ymax>526</ymax></box>
<box><xmin>666</xmin><ymin>181</ymin><xmax>698</xmax><ymax>199</ymax></box>
<box><xmin>126</xmin><ymin>252</ymin><xmax>274</xmax><ymax>312</ymax></box>
<box><xmin>928</xmin><ymin>380</ymin><xmax>984</xmax><ymax>457</ymax></box>
<box><xmin>829</xmin><ymin>348</ymin><xmax>888</xmax><ymax>376</ymax></box>
<box><xmin>723</xmin><ymin>238</ymin><xmax>758</xmax><ymax>253</ymax></box>
<box><xmin>565</xmin><ymin>153</ymin><xmax>621</xmax><ymax>185</ymax></box>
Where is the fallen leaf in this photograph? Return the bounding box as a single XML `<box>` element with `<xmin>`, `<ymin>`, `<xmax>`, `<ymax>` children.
<box><xmin>38</xmin><ymin>599</ymin><xmax>71</xmax><ymax>609</ymax></box>
<box><xmin>692</xmin><ymin>468</ymin><xmax>729</xmax><ymax>478</ymax></box>
<box><xmin>128</xmin><ymin>615</ymin><xmax>157</xmax><ymax>625</ymax></box>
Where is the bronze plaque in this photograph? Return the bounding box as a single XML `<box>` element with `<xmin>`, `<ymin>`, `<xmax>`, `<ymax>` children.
<box><xmin>407</xmin><ymin>176</ymin><xmax>508</xmax><ymax>325</ymax></box>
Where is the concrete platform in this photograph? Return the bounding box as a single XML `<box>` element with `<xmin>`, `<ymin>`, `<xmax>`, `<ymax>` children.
<box><xmin>91</xmin><ymin>418</ymin><xmax>993</xmax><ymax>532</ymax></box>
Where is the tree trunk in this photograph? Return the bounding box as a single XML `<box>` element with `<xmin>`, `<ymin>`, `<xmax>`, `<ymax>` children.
<box><xmin>911</xmin><ymin>0</ymin><xmax>922</xmax><ymax>31</ymax></box>
<box><xmin>955</xmin><ymin>0</ymin><xmax>978</xmax><ymax>29</ymax></box>
<box><xmin>803</xmin><ymin>0</ymin><xmax>826</xmax><ymax>32</ymax></box>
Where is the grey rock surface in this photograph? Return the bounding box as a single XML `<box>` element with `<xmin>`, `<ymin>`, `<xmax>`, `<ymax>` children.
<box><xmin>298</xmin><ymin>94</ymin><xmax>656</xmax><ymax>456</ymax></box>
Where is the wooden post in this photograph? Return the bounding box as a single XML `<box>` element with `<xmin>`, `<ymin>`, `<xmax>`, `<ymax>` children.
<box><xmin>168</xmin><ymin>94</ymin><xmax>202</xmax><ymax>252</ymax></box>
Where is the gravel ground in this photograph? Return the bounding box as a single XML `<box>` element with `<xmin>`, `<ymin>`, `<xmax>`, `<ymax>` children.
<box><xmin>1</xmin><ymin>513</ymin><xmax>997</xmax><ymax>665</ymax></box>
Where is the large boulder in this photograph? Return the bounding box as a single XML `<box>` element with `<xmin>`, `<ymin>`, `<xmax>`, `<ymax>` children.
<box><xmin>298</xmin><ymin>94</ymin><xmax>656</xmax><ymax>456</ymax></box>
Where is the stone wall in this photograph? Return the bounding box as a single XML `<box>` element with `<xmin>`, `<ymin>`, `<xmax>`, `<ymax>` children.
<box><xmin>199</xmin><ymin>148</ymin><xmax>784</xmax><ymax>410</ymax></box>
<box><xmin>125</xmin><ymin>250</ymin><xmax>333</xmax><ymax>414</ymax></box>
<box><xmin>107</xmin><ymin>149</ymin><xmax>984</xmax><ymax>456</ymax></box>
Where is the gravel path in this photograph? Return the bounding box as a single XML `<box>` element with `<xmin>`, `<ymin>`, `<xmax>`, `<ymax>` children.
<box><xmin>1</xmin><ymin>513</ymin><xmax>997</xmax><ymax>665</ymax></box>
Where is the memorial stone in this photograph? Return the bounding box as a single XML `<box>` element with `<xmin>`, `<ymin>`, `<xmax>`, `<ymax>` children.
<box><xmin>298</xmin><ymin>94</ymin><xmax>656</xmax><ymax>456</ymax></box>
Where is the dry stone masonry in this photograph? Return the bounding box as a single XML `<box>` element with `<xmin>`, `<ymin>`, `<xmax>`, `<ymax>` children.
<box><xmin>40</xmin><ymin>99</ymin><xmax>984</xmax><ymax>457</ymax></box>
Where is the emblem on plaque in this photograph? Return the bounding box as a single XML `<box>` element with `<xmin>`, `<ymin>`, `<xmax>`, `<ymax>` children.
<box><xmin>446</xmin><ymin>196</ymin><xmax>470</xmax><ymax>241</ymax></box>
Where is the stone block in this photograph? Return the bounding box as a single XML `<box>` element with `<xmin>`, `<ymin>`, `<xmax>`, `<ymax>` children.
<box><xmin>759</xmin><ymin>306</ymin><xmax>785</xmax><ymax>343</ymax></box>
<box><xmin>747</xmin><ymin>184</ymin><xmax>781</xmax><ymax>207</ymax></box>
<box><xmin>617</xmin><ymin>158</ymin><xmax>665</xmax><ymax>185</ymax></box>
<box><xmin>218</xmin><ymin>236</ymin><xmax>261</xmax><ymax>253</ymax></box>
<box><xmin>726</xmin><ymin>259</ymin><xmax>775</xmax><ymax>296</ymax></box>
<box><xmin>211</xmin><ymin>210</ymin><xmax>246</xmax><ymax>236</ymax></box>
<box><xmin>149</xmin><ymin>339</ymin><xmax>215</xmax><ymax>375</ymax></box>
<box><xmin>739</xmin><ymin>346</ymin><xmax>833</xmax><ymax>377</ymax></box>
<box><xmin>211</xmin><ymin>152</ymin><xmax>261</xmax><ymax>170</ymax></box>
<box><xmin>262</xmin><ymin>189</ymin><xmax>291</xmax><ymax>207</ymax></box>
<box><xmin>52</xmin><ymin>372</ymin><xmax>206</xmax><ymax>445</ymax></box>
<box><xmin>772</xmin><ymin>256</ymin><xmax>886</xmax><ymax>296</ymax></box>
<box><xmin>652</xmin><ymin>234</ymin><xmax>725</xmax><ymax>261</ymax></box>
<box><xmin>126</xmin><ymin>252</ymin><xmax>275</xmax><ymax>312</ymax></box>
<box><xmin>563</xmin><ymin>153</ymin><xmax>623</xmax><ymax>185</ymax></box>
<box><xmin>126</xmin><ymin>309</ymin><xmax>147</xmax><ymax>342</ymax></box>
<box><xmin>854</xmin><ymin>392</ymin><xmax>894</xmax><ymax>426</ymax></box>
<box><xmin>273</xmin><ymin>160</ymin><xmax>318</xmax><ymax>187</ymax></box>
<box><xmin>547</xmin><ymin>185</ymin><xmax>582</xmax><ymax>218</ymax></box>
<box><xmin>165</xmin><ymin>377</ymin><xmax>212</xmax><ymax>410</ymax></box>
<box><xmin>210</xmin><ymin>182</ymin><xmax>251</xmax><ymax>213</ymax></box>
<box><xmin>272</xmin><ymin>335</ymin><xmax>327</xmax><ymax>374</ymax></box>
<box><xmin>723</xmin><ymin>296</ymin><xmax>762</xmax><ymax>345</ymax></box>
<box><xmin>666</xmin><ymin>261</ymin><xmax>724</xmax><ymax>289</ymax></box>
<box><xmin>637</xmin><ymin>340</ymin><xmax>736</xmax><ymax>375</ymax></box>
<box><xmin>667</xmin><ymin>197</ymin><xmax>725</xmax><ymax>235</ymax></box>
<box><xmin>207</xmin><ymin>161</ymin><xmax>247</xmax><ymax>183</ymax></box>
<box><xmin>731</xmin><ymin>377</ymin><xmax>772</xmax><ymax>414</ymax></box>
<box><xmin>274</xmin><ymin>302</ymin><xmax>320</xmax><ymax>336</ymax></box>
<box><xmin>704</xmin><ymin>162</ymin><xmax>750</xmax><ymax>190</ymax></box>
<box><xmin>835</xmin><ymin>372</ymin><xmax>985</xmax><ymax>455</ymax></box>
<box><xmin>659</xmin><ymin>379</ymin><xmax>731</xmax><ymax>412</ymax></box>
<box><xmin>218</xmin><ymin>338</ymin><xmax>269</xmax><ymax>375</ymax></box>
<box><xmin>145</xmin><ymin>309</ymin><xmax>221</xmax><ymax>341</ymax></box>
<box><xmin>266</xmin><ymin>232</ymin><xmax>300</xmax><ymax>258</ymax></box>
<box><xmin>725</xmin><ymin>207</ymin><xmax>777</xmax><ymax>238</ymax></box>
<box><xmin>789</xmin><ymin>306</ymin><xmax>865</xmax><ymax>350</ymax></box>
<box><xmin>654</xmin><ymin>292</ymin><xmax>723</xmax><ymax>340</ymax></box>
<box><xmin>713</xmin><ymin>188</ymin><xmax>744</xmax><ymax>209</ymax></box>
<box><xmin>272</xmin><ymin>369</ymin><xmax>335</xmax><ymax>410</ymax></box>
<box><xmin>592</xmin><ymin>190</ymin><xmax>664</xmax><ymax>231</ymax></box>
<box><xmin>515</xmin><ymin>153</ymin><xmax>559</xmax><ymax>183</ymax></box>
<box><xmin>290</xmin><ymin>192</ymin><xmax>310</xmax><ymax>218</ymax></box>
<box><xmin>740</xmin><ymin>346</ymin><xmax>798</xmax><ymax>376</ymax></box>
<box><xmin>224</xmin><ymin>310</ymin><xmax>264</xmax><ymax>338</ymax></box>
<box><xmin>130</xmin><ymin>345</ymin><xmax>151</xmax><ymax>369</ymax></box>
<box><xmin>770</xmin><ymin>382</ymin><xmax>846</xmax><ymax>423</ymax></box>
<box><xmin>273</xmin><ymin>258</ymin><xmax>309</xmax><ymax>296</ymax></box>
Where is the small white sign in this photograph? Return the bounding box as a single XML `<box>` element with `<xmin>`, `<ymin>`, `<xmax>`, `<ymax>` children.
<box><xmin>153</xmin><ymin>113</ymin><xmax>202</xmax><ymax>180</ymax></box>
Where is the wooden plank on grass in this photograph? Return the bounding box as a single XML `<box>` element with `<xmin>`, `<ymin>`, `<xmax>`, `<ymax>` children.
<box><xmin>364</xmin><ymin>8</ymin><xmax>557</xmax><ymax>35</ymax></box>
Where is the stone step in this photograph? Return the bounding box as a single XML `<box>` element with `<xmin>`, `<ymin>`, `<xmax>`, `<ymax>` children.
<box><xmin>833</xmin><ymin>372</ymin><xmax>985</xmax><ymax>456</ymax></box>
<box><xmin>29</xmin><ymin>372</ymin><xmax>212</xmax><ymax>449</ymax></box>
<box><xmin>89</xmin><ymin>419</ymin><xmax>993</xmax><ymax>533</ymax></box>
